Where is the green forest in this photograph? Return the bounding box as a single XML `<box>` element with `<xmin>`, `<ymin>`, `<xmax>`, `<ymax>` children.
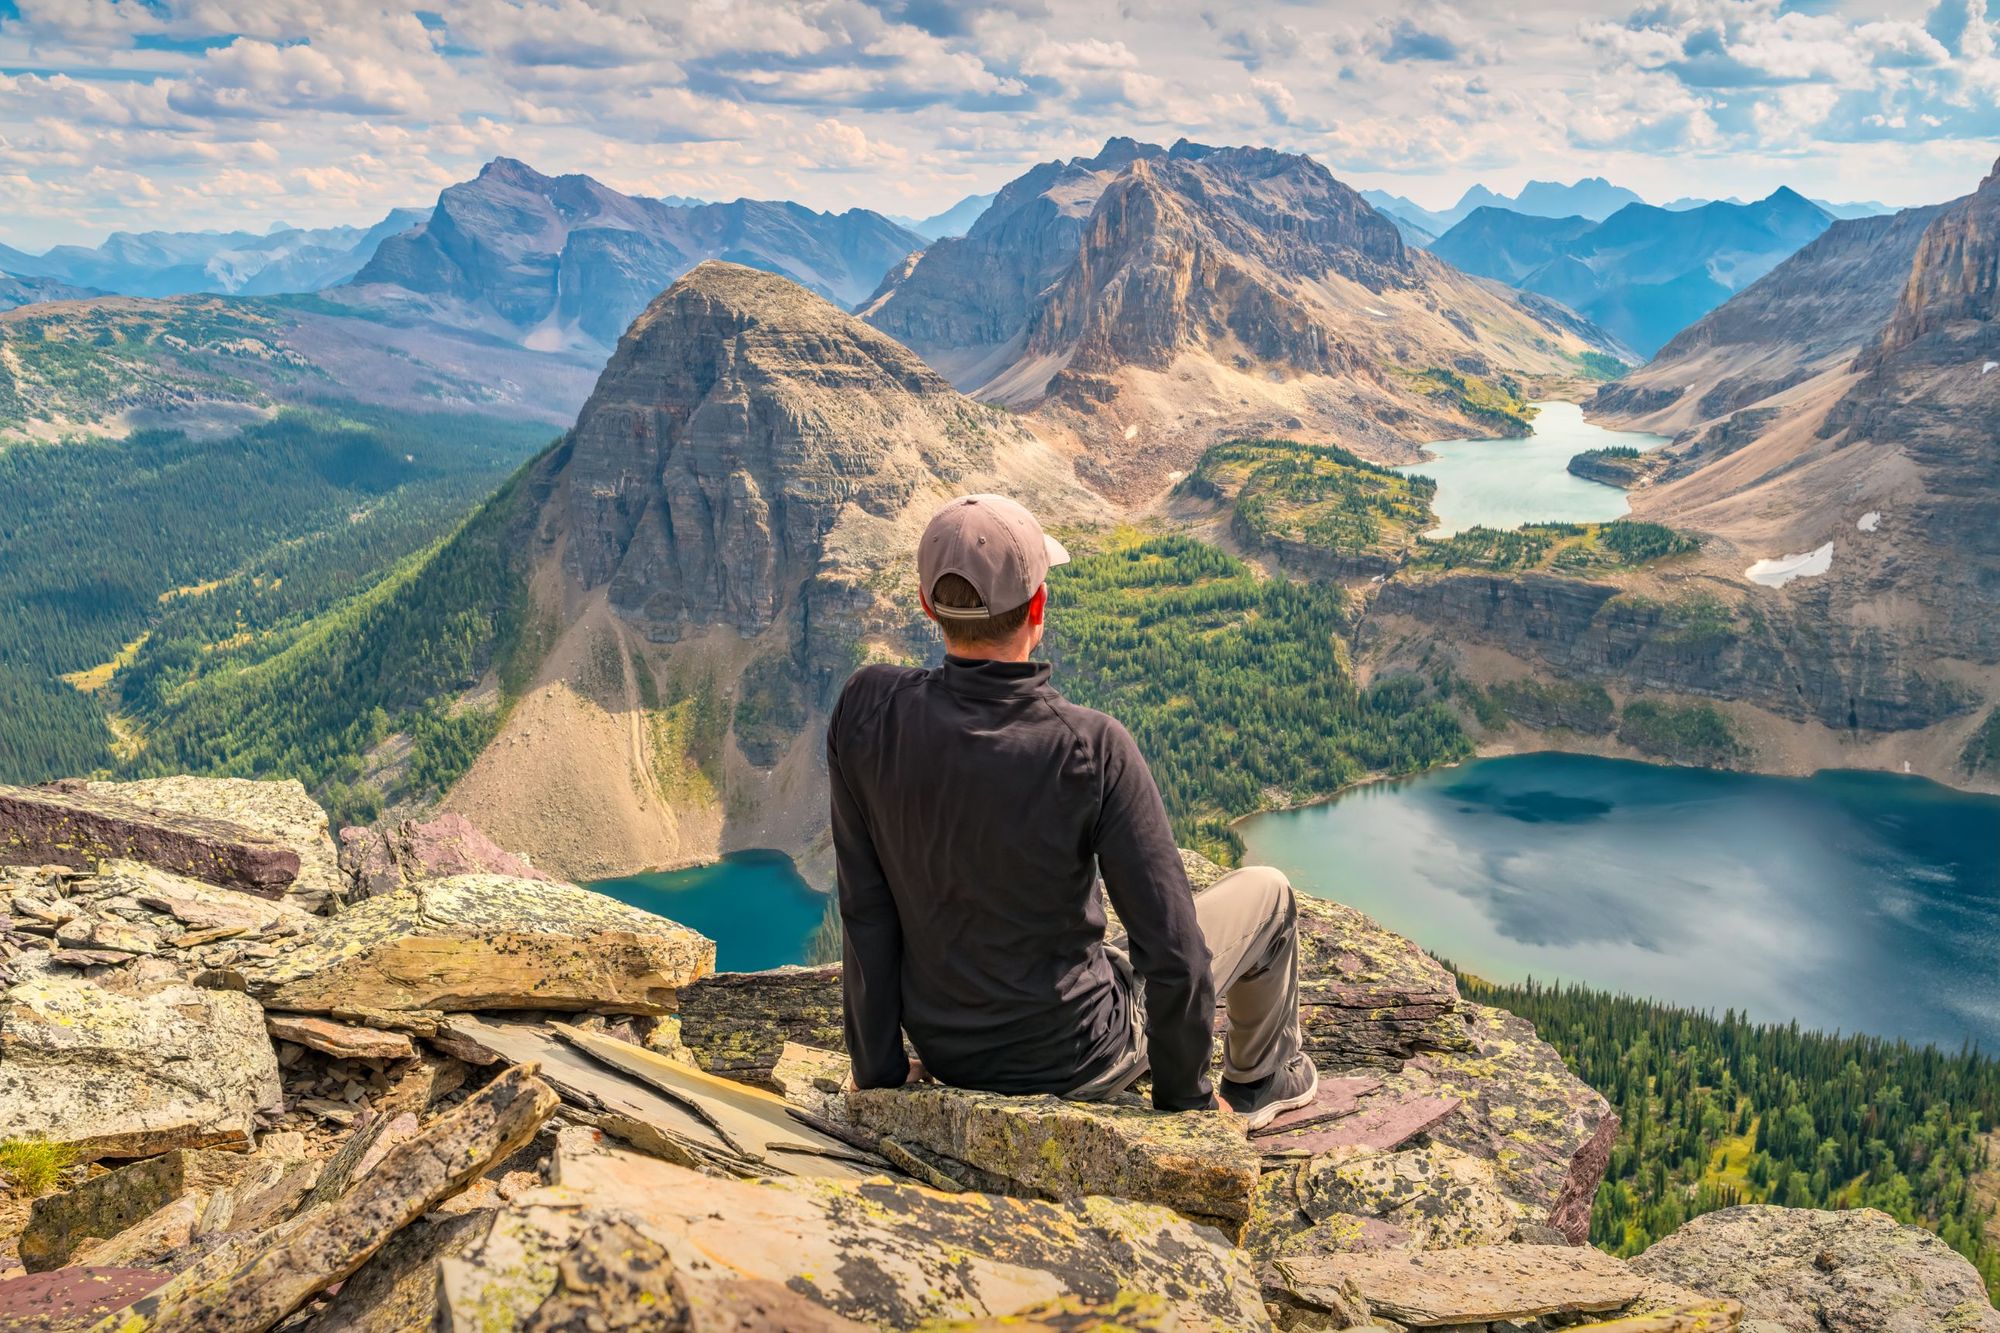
<box><xmin>1462</xmin><ymin>975</ymin><xmax>2000</xmax><ymax>1298</ymax></box>
<box><xmin>1044</xmin><ymin>531</ymin><xmax>1471</xmax><ymax>861</ymax></box>
<box><xmin>0</xmin><ymin>405</ymin><xmax>551</xmax><ymax>795</ymax></box>
<box><xmin>1410</xmin><ymin>519</ymin><xmax>1699</xmax><ymax>574</ymax></box>
<box><xmin>1181</xmin><ymin>438</ymin><xmax>1435</xmax><ymax>562</ymax></box>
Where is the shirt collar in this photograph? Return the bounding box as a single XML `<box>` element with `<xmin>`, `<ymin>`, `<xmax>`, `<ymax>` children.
<box><xmin>939</xmin><ymin>653</ymin><xmax>1053</xmax><ymax>699</ymax></box>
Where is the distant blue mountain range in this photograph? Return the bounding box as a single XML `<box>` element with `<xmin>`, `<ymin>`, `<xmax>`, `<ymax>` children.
<box><xmin>1427</xmin><ymin>188</ymin><xmax>1837</xmax><ymax>356</ymax></box>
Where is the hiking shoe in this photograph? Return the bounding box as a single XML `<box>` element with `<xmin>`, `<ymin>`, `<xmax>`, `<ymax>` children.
<box><xmin>1220</xmin><ymin>1054</ymin><xmax>1320</xmax><ymax>1131</ymax></box>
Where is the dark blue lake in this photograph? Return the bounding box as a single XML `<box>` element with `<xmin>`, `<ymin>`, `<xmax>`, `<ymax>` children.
<box><xmin>588</xmin><ymin>755</ymin><xmax>2000</xmax><ymax>1052</ymax></box>
<box><xmin>1241</xmin><ymin>753</ymin><xmax>2000</xmax><ymax>1051</ymax></box>
<box><xmin>590</xmin><ymin>848</ymin><xmax>829</xmax><ymax>973</ymax></box>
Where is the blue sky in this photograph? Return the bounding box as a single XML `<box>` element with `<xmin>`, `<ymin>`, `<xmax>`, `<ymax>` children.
<box><xmin>0</xmin><ymin>0</ymin><xmax>1995</xmax><ymax>249</ymax></box>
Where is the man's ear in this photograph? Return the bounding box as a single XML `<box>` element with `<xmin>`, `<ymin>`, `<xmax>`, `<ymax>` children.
<box><xmin>1026</xmin><ymin>584</ymin><xmax>1048</xmax><ymax>626</ymax></box>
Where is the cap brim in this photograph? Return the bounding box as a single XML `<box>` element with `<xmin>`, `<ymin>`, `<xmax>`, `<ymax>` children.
<box><xmin>1044</xmin><ymin>533</ymin><xmax>1070</xmax><ymax>568</ymax></box>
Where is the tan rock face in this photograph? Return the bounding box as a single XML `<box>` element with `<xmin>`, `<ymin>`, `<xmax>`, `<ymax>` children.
<box><xmin>441</xmin><ymin>1129</ymin><xmax>1271</xmax><ymax>1331</ymax></box>
<box><xmin>1630</xmin><ymin>1205</ymin><xmax>2000</xmax><ymax>1333</ymax></box>
<box><xmin>844</xmin><ymin>1083</ymin><xmax>1260</xmax><ymax>1232</ymax></box>
<box><xmin>236</xmin><ymin>874</ymin><xmax>715</xmax><ymax>1014</ymax></box>
<box><xmin>1247</xmin><ymin>1142</ymin><xmax>1523</xmax><ymax>1262</ymax></box>
<box><xmin>0</xmin><ymin>976</ymin><xmax>280</xmax><ymax>1160</ymax></box>
<box><xmin>0</xmin><ymin>784</ymin><xmax>305</xmax><ymax>904</ymax></box>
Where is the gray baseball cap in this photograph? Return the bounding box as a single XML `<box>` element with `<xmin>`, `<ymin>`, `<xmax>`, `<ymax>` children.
<box><xmin>918</xmin><ymin>494</ymin><xmax>1070</xmax><ymax>620</ymax></box>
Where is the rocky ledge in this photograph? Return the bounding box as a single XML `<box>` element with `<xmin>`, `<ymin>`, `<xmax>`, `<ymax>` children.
<box><xmin>0</xmin><ymin>776</ymin><xmax>1993</xmax><ymax>1332</ymax></box>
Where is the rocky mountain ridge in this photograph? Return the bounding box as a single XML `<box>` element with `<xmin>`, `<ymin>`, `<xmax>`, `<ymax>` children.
<box><xmin>861</xmin><ymin>137</ymin><xmax>1625</xmax><ymax>498</ymax></box>
<box><xmin>1380</xmin><ymin>157</ymin><xmax>2000</xmax><ymax>786</ymax></box>
<box><xmin>432</xmin><ymin>260</ymin><xmax>1103</xmax><ymax>878</ymax></box>
<box><xmin>3</xmin><ymin>774</ymin><xmax>1994</xmax><ymax>1330</ymax></box>
<box><xmin>0</xmin><ymin>211</ymin><xmax>428</xmax><ymax>300</ymax></box>
<box><xmin>1430</xmin><ymin>189</ymin><xmax>1835</xmax><ymax>356</ymax></box>
<box><xmin>341</xmin><ymin>157</ymin><xmax>927</xmax><ymax>354</ymax></box>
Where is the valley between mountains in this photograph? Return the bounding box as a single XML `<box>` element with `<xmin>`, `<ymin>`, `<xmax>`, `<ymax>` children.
<box><xmin>4</xmin><ymin>137</ymin><xmax>1995</xmax><ymax>887</ymax></box>
<box><xmin>4</xmin><ymin>130</ymin><xmax>2000</xmax><ymax>1324</ymax></box>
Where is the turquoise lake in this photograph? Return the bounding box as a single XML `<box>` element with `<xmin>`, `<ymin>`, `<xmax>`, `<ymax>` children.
<box><xmin>590</xmin><ymin>849</ymin><xmax>828</xmax><ymax>973</ymax></box>
<box><xmin>1241</xmin><ymin>753</ymin><xmax>2000</xmax><ymax>1052</ymax></box>
<box><xmin>589</xmin><ymin>753</ymin><xmax>2000</xmax><ymax>1053</ymax></box>
<box><xmin>1395</xmin><ymin>400</ymin><xmax>1670</xmax><ymax>536</ymax></box>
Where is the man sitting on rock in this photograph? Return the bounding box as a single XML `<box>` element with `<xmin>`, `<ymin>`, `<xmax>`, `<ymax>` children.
<box><xmin>827</xmin><ymin>493</ymin><xmax>1319</xmax><ymax>1127</ymax></box>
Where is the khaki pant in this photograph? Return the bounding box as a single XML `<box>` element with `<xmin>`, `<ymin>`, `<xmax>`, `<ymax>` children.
<box><xmin>1073</xmin><ymin>864</ymin><xmax>1305</xmax><ymax>1098</ymax></box>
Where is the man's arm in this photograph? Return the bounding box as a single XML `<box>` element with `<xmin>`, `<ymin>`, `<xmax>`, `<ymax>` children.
<box><xmin>1093</xmin><ymin>719</ymin><xmax>1216</xmax><ymax>1111</ymax></box>
<box><xmin>828</xmin><ymin>695</ymin><xmax>910</xmax><ymax>1089</ymax></box>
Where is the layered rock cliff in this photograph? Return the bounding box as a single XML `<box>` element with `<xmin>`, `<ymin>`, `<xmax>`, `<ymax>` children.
<box><xmin>435</xmin><ymin>262</ymin><xmax>1101</xmax><ymax>877</ymax></box>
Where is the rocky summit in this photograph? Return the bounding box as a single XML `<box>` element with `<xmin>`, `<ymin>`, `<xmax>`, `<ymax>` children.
<box><xmin>1</xmin><ymin>774</ymin><xmax>1997</xmax><ymax>1330</ymax></box>
<box><xmin>861</xmin><ymin>137</ymin><xmax>1624</xmax><ymax>495</ymax></box>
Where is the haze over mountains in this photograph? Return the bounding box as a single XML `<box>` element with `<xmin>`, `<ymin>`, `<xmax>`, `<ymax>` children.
<box><xmin>337</xmin><ymin>157</ymin><xmax>929</xmax><ymax>357</ymax></box>
<box><xmin>0</xmin><ymin>212</ymin><xmax>428</xmax><ymax>298</ymax></box>
<box><xmin>1431</xmin><ymin>189</ymin><xmax>1837</xmax><ymax>356</ymax></box>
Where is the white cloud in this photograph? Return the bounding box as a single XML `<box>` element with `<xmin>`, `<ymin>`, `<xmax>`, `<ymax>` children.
<box><xmin>0</xmin><ymin>0</ymin><xmax>1993</xmax><ymax>251</ymax></box>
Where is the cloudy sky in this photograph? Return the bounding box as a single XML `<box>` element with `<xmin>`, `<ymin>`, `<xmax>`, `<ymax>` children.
<box><xmin>1</xmin><ymin>0</ymin><xmax>1996</xmax><ymax>250</ymax></box>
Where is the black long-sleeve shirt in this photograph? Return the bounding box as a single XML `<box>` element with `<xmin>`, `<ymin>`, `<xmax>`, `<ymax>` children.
<box><xmin>827</xmin><ymin>654</ymin><xmax>1216</xmax><ymax>1111</ymax></box>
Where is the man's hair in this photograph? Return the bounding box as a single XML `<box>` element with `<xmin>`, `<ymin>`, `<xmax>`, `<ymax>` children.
<box><xmin>931</xmin><ymin>572</ymin><xmax>1033</xmax><ymax>647</ymax></box>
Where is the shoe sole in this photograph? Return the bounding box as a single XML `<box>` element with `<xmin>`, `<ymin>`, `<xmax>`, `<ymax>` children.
<box><xmin>1240</xmin><ymin>1061</ymin><xmax>1320</xmax><ymax>1132</ymax></box>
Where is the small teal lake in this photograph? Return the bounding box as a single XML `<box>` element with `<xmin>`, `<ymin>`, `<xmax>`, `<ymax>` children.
<box><xmin>590</xmin><ymin>849</ymin><xmax>828</xmax><ymax>973</ymax></box>
<box><xmin>1241</xmin><ymin>753</ymin><xmax>2000</xmax><ymax>1052</ymax></box>
<box><xmin>1395</xmin><ymin>401</ymin><xmax>1669</xmax><ymax>536</ymax></box>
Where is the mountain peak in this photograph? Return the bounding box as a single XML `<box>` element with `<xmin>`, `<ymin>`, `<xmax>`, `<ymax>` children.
<box><xmin>476</xmin><ymin>156</ymin><xmax>546</xmax><ymax>186</ymax></box>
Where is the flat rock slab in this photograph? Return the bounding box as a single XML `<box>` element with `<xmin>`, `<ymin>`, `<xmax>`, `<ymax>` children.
<box><xmin>1252</xmin><ymin>1076</ymin><xmax>1383</xmax><ymax>1135</ymax></box>
<box><xmin>20</xmin><ymin>1148</ymin><xmax>258</xmax><ymax>1272</ymax></box>
<box><xmin>237</xmin><ymin>874</ymin><xmax>715</xmax><ymax>1013</ymax></box>
<box><xmin>1277</xmin><ymin>1243</ymin><xmax>1648</xmax><ymax>1325</ymax></box>
<box><xmin>0</xmin><ymin>976</ymin><xmax>281</xmax><ymax>1160</ymax></box>
<box><xmin>266</xmin><ymin>1015</ymin><xmax>416</xmax><ymax>1062</ymax></box>
<box><xmin>0</xmin><ymin>1268</ymin><xmax>171</xmax><ymax>1332</ymax></box>
<box><xmin>1256</xmin><ymin>1094</ymin><xmax>1462</xmax><ymax>1156</ymax></box>
<box><xmin>74</xmin><ymin>776</ymin><xmax>345</xmax><ymax>912</ymax></box>
<box><xmin>846</xmin><ymin>1083</ymin><xmax>1260</xmax><ymax>1231</ymax></box>
<box><xmin>0</xmin><ymin>784</ymin><xmax>300</xmax><ymax>899</ymax></box>
<box><xmin>440</xmin><ymin>1129</ymin><xmax>1270</xmax><ymax>1330</ymax></box>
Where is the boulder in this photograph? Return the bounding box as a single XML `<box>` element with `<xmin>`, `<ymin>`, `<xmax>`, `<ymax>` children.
<box><xmin>74</xmin><ymin>777</ymin><xmax>345</xmax><ymax>912</ymax></box>
<box><xmin>1275</xmin><ymin>1242</ymin><xmax>1650</xmax><ymax>1326</ymax></box>
<box><xmin>439</xmin><ymin>1127</ymin><xmax>1271</xmax><ymax>1330</ymax></box>
<box><xmin>97</xmin><ymin>1065</ymin><xmax>559</xmax><ymax>1333</ymax></box>
<box><xmin>234</xmin><ymin>875</ymin><xmax>714</xmax><ymax>1014</ymax></box>
<box><xmin>19</xmin><ymin>1149</ymin><xmax>259</xmax><ymax>1271</ymax></box>
<box><xmin>0</xmin><ymin>976</ymin><xmax>281</xmax><ymax>1160</ymax></box>
<box><xmin>1630</xmin><ymin>1205</ymin><xmax>2000</xmax><ymax>1332</ymax></box>
<box><xmin>844</xmin><ymin>1082</ymin><xmax>1260</xmax><ymax>1232</ymax></box>
<box><xmin>90</xmin><ymin>860</ymin><xmax>315</xmax><ymax>938</ymax></box>
<box><xmin>336</xmin><ymin>813</ymin><xmax>552</xmax><ymax>901</ymax></box>
<box><xmin>0</xmin><ymin>784</ymin><xmax>303</xmax><ymax>902</ymax></box>
<box><xmin>1366</xmin><ymin>1003</ymin><xmax>1616</xmax><ymax>1244</ymax></box>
